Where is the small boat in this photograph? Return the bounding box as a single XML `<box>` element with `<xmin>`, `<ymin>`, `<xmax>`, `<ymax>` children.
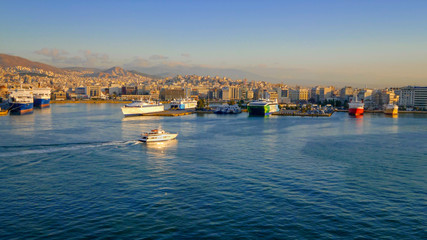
<box><xmin>384</xmin><ymin>104</ymin><xmax>398</xmax><ymax>115</ymax></box>
<box><xmin>0</xmin><ymin>109</ymin><xmax>8</xmax><ymax>116</ymax></box>
<box><xmin>139</xmin><ymin>129</ymin><xmax>178</xmax><ymax>142</ymax></box>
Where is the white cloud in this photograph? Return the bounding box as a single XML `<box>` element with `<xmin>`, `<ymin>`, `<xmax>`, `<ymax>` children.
<box><xmin>34</xmin><ymin>48</ymin><xmax>69</xmax><ymax>61</ymax></box>
<box><xmin>34</xmin><ymin>48</ymin><xmax>111</xmax><ymax>67</ymax></box>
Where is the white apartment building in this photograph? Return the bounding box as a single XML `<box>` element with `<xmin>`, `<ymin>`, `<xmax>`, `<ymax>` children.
<box><xmin>398</xmin><ymin>86</ymin><xmax>427</xmax><ymax>109</ymax></box>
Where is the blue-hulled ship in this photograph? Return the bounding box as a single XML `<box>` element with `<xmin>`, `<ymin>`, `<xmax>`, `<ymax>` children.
<box><xmin>33</xmin><ymin>88</ymin><xmax>51</xmax><ymax>108</ymax></box>
<box><xmin>8</xmin><ymin>89</ymin><xmax>34</xmax><ymax>114</ymax></box>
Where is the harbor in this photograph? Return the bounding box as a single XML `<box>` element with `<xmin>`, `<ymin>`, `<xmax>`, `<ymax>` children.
<box><xmin>273</xmin><ymin>110</ymin><xmax>334</xmax><ymax>117</ymax></box>
<box><xmin>1</xmin><ymin>103</ymin><xmax>426</xmax><ymax>240</ymax></box>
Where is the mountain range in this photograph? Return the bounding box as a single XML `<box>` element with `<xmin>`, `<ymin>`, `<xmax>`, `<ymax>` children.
<box><xmin>0</xmin><ymin>53</ymin><xmax>331</xmax><ymax>86</ymax></box>
<box><xmin>0</xmin><ymin>54</ymin><xmax>65</xmax><ymax>74</ymax></box>
<box><xmin>0</xmin><ymin>54</ymin><xmax>159</xmax><ymax>79</ymax></box>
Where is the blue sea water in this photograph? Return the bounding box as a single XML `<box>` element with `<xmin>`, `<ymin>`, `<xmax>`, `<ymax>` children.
<box><xmin>0</xmin><ymin>104</ymin><xmax>426</xmax><ymax>239</ymax></box>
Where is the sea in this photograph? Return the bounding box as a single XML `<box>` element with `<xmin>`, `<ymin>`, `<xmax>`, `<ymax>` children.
<box><xmin>0</xmin><ymin>104</ymin><xmax>426</xmax><ymax>239</ymax></box>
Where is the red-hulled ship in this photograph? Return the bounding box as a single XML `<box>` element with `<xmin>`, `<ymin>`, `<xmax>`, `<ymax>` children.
<box><xmin>348</xmin><ymin>101</ymin><xmax>364</xmax><ymax>116</ymax></box>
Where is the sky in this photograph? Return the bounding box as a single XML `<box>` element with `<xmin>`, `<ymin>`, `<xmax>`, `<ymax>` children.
<box><xmin>1</xmin><ymin>0</ymin><xmax>427</xmax><ymax>87</ymax></box>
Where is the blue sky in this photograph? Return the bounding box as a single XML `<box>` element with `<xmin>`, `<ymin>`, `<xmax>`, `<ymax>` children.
<box><xmin>1</xmin><ymin>0</ymin><xmax>426</xmax><ymax>87</ymax></box>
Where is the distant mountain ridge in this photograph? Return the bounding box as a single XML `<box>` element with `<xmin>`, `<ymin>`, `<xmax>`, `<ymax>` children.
<box><xmin>0</xmin><ymin>53</ymin><xmax>160</xmax><ymax>79</ymax></box>
<box><xmin>0</xmin><ymin>53</ymin><xmax>65</xmax><ymax>74</ymax></box>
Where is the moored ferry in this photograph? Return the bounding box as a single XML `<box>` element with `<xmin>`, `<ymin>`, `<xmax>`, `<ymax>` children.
<box><xmin>348</xmin><ymin>101</ymin><xmax>364</xmax><ymax>116</ymax></box>
<box><xmin>121</xmin><ymin>100</ymin><xmax>164</xmax><ymax>116</ymax></box>
<box><xmin>170</xmin><ymin>98</ymin><xmax>197</xmax><ymax>109</ymax></box>
<box><xmin>247</xmin><ymin>99</ymin><xmax>279</xmax><ymax>116</ymax></box>
<box><xmin>384</xmin><ymin>104</ymin><xmax>398</xmax><ymax>115</ymax></box>
<box><xmin>8</xmin><ymin>89</ymin><xmax>34</xmax><ymax>115</ymax></box>
<box><xmin>214</xmin><ymin>104</ymin><xmax>242</xmax><ymax>114</ymax></box>
<box><xmin>33</xmin><ymin>88</ymin><xmax>51</xmax><ymax>108</ymax></box>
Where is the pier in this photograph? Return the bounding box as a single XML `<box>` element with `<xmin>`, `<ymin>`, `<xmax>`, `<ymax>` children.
<box><xmin>273</xmin><ymin>110</ymin><xmax>334</xmax><ymax>117</ymax></box>
<box><xmin>141</xmin><ymin>109</ymin><xmax>195</xmax><ymax>117</ymax></box>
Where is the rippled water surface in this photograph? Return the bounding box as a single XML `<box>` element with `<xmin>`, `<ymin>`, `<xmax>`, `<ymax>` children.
<box><xmin>0</xmin><ymin>104</ymin><xmax>426</xmax><ymax>239</ymax></box>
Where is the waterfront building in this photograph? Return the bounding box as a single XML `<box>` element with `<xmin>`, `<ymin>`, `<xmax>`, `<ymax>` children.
<box><xmin>398</xmin><ymin>86</ymin><xmax>427</xmax><ymax>110</ymax></box>
<box><xmin>340</xmin><ymin>86</ymin><xmax>354</xmax><ymax>102</ymax></box>
<box><xmin>311</xmin><ymin>86</ymin><xmax>321</xmax><ymax>102</ymax></box>
<box><xmin>230</xmin><ymin>86</ymin><xmax>241</xmax><ymax>100</ymax></box>
<box><xmin>290</xmin><ymin>88</ymin><xmax>309</xmax><ymax>103</ymax></box>
<box><xmin>221</xmin><ymin>87</ymin><xmax>229</xmax><ymax>100</ymax></box>
<box><xmin>87</xmin><ymin>86</ymin><xmax>101</xmax><ymax>99</ymax></box>
<box><xmin>52</xmin><ymin>90</ymin><xmax>67</xmax><ymax>100</ymax></box>
<box><xmin>320</xmin><ymin>87</ymin><xmax>333</xmax><ymax>102</ymax></box>
<box><xmin>122</xmin><ymin>86</ymin><xmax>137</xmax><ymax>95</ymax></box>
<box><xmin>160</xmin><ymin>88</ymin><xmax>185</xmax><ymax>100</ymax></box>
<box><xmin>246</xmin><ymin>89</ymin><xmax>254</xmax><ymax>100</ymax></box>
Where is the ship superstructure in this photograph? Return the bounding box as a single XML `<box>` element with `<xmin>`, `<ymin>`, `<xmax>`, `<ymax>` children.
<box><xmin>121</xmin><ymin>100</ymin><xmax>164</xmax><ymax>116</ymax></box>
<box><xmin>33</xmin><ymin>88</ymin><xmax>51</xmax><ymax>108</ymax></box>
<box><xmin>247</xmin><ymin>99</ymin><xmax>279</xmax><ymax>116</ymax></box>
<box><xmin>8</xmin><ymin>89</ymin><xmax>34</xmax><ymax>114</ymax></box>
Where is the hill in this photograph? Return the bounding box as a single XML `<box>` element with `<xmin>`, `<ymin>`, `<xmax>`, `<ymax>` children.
<box><xmin>62</xmin><ymin>67</ymin><xmax>103</xmax><ymax>73</ymax></box>
<box><xmin>0</xmin><ymin>53</ymin><xmax>65</xmax><ymax>74</ymax></box>
<box><xmin>85</xmin><ymin>66</ymin><xmax>135</xmax><ymax>78</ymax></box>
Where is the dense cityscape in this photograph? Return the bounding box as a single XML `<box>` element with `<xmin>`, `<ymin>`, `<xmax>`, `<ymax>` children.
<box><xmin>1</xmin><ymin>63</ymin><xmax>426</xmax><ymax>111</ymax></box>
<box><xmin>1</xmin><ymin>1</ymin><xmax>427</xmax><ymax>239</ymax></box>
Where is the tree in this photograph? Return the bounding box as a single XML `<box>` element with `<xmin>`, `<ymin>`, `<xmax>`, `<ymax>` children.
<box><xmin>196</xmin><ymin>99</ymin><xmax>206</xmax><ymax>109</ymax></box>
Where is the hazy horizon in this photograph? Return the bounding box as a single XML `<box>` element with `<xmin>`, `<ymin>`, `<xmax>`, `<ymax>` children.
<box><xmin>1</xmin><ymin>0</ymin><xmax>426</xmax><ymax>88</ymax></box>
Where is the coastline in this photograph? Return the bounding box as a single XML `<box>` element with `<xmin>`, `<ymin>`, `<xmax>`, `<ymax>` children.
<box><xmin>51</xmin><ymin>100</ymin><xmax>132</xmax><ymax>104</ymax></box>
<box><xmin>336</xmin><ymin>109</ymin><xmax>427</xmax><ymax>114</ymax></box>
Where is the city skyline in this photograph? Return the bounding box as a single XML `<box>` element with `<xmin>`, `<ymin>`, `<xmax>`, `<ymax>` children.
<box><xmin>1</xmin><ymin>0</ymin><xmax>427</xmax><ymax>88</ymax></box>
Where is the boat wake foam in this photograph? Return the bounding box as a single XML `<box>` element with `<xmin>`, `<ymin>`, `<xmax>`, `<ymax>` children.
<box><xmin>0</xmin><ymin>140</ymin><xmax>139</xmax><ymax>157</ymax></box>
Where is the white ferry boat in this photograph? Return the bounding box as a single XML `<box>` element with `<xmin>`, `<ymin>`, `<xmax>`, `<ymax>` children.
<box><xmin>121</xmin><ymin>100</ymin><xmax>164</xmax><ymax>116</ymax></box>
<box><xmin>139</xmin><ymin>129</ymin><xmax>178</xmax><ymax>142</ymax></box>
<box><xmin>214</xmin><ymin>104</ymin><xmax>242</xmax><ymax>114</ymax></box>
<box><xmin>170</xmin><ymin>98</ymin><xmax>197</xmax><ymax>109</ymax></box>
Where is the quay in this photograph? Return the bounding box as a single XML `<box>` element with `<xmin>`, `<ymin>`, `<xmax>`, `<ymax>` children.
<box><xmin>141</xmin><ymin>109</ymin><xmax>194</xmax><ymax>117</ymax></box>
<box><xmin>52</xmin><ymin>100</ymin><xmax>132</xmax><ymax>104</ymax></box>
<box><xmin>273</xmin><ymin>110</ymin><xmax>334</xmax><ymax>117</ymax></box>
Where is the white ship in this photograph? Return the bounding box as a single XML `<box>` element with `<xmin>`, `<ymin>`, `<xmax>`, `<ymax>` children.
<box><xmin>139</xmin><ymin>129</ymin><xmax>178</xmax><ymax>142</ymax></box>
<box><xmin>121</xmin><ymin>100</ymin><xmax>164</xmax><ymax>116</ymax></box>
<box><xmin>170</xmin><ymin>98</ymin><xmax>197</xmax><ymax>109</ymax></box>
<box><xmin>214</xmin><ymin>104</ymin><xmax>242</xmax><ymax>114</ymax></box>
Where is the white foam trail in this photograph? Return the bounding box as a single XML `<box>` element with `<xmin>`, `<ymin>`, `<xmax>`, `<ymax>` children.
<box><xmin>0</xmin><ymin>140</ymin><xmax>138</xmax><ymax>157</ymax></box>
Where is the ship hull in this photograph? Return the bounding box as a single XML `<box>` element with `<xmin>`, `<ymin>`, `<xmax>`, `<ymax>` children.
<box><xmin>384</xmin><ymin>105</ymin><xmax>398</xmax><ymax>115</ymax></box>
<box><xmin>247</xmin><ymin>104</ymin><xmax>279</xmax><ymax>116</ymax></box>
<box><xmin>121</xmin><ymin>105</ymin><xmax>164</xmax><ymax>116</ymax></box>
<box><xmin>139</xmin><ymin>134</ymin><xmax>178</xmax><ymax>142</ymax></box>
<box><xmin>348</xmin><ymin>107</ymin><xmax>364</xmax><ymax>116</ymax></box>
<box><xmin>171</xmin><ymin>101</ymin><xmax>197</xmax><ymax>109</ymax></box>
<box><xmin>384</xmin><ymin>109</ymin><xmax>398</xmax><ymax>115</ymax></box>
<box><xmin>34</xmin><ymin>98</ymin><xmax>50</xmax><ymax>108</ymax></box>
<box><xmin>9</xmin><ymin>103</ymin><xmax>34</xmax><ymax>115</ymax></box>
